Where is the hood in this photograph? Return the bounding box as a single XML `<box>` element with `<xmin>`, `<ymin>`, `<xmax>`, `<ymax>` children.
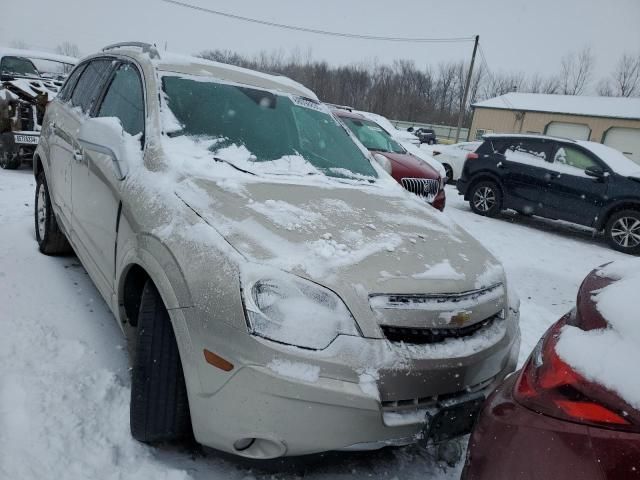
<box><xmin>378</xmin><ymin>151</ymin><xmax>439</xmax><ymax>180</ymax></box>
<box><xmin>175</xmin><ymin>175</ymin><xmax>506</xmax><ymax>336</ymax></box>
<box><xmin>1</xmin><ymin>77</ymin><xmax>61</xmax><ymax>102</ymax></box>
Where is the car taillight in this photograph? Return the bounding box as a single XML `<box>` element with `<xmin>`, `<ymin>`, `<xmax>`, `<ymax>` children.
<box><xmin>514</xmin><ymin>321</ymin><xmax>637</xmax><ymax>431</ymax></box>
<box><xmin>466</xmin><ymin>152</ymin><xmax>479</xmax><ymax>160</ymax></box>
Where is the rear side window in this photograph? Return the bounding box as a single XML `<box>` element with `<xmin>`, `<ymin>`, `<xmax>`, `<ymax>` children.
<box><xmin>97</xmin><ymin>63</ymin><xmax>145</xmax><ymax>137</ymax></box>
<box><xmin>57</xmin><ymin>63</ymin><xmax>86</xmax><ymax>102</ymax></box>
<box><xmin>502</xmin><ymin>140</ymin><xmax>552</xmax><ymax>165</ymax></box>
<box><xmin>70</xmin><ymin>59</ymin><xmax>114</xmax><ymax>113</ymax></box>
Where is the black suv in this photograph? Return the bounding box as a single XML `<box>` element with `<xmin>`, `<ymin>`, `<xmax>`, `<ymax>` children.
<box><xmin>411</xmin><ymin>127</ymin><xmax>437</xmax><ymax>145</ymax></box>
<box><xmin>457</xmin><ymin>134</ymin><xmax>640</xmax><ymax>254</ymax></box>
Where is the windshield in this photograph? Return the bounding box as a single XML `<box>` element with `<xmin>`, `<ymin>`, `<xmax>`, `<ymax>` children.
<box><xmin>341</xmin><ymin>117</ymin><xmax>406</xmax><ymax>154</ymax></box>
<box><xmin>161</xmin><ymin>75</ymin><xmax>378</xmax><ymax>179</ymax></box>
<box><xmin>0</xmin><ymin>56</ymin><xmax>40</xmax><ymax>77</ymax></box>
<box><xmin>31</xmin><ymin>58</ymin><xmax>75</xmax><ymax>78</ymax></box>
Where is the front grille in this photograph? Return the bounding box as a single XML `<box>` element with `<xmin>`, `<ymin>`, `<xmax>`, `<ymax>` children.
<box><xmin>400</xmin><ymin>177</ymin><xmax>439</xmax><ymax>200</ymax></box>
<box><xmin>381</xmin><ymin>315</ymin><xmax>497</xmax><ymax>345</ymax></box>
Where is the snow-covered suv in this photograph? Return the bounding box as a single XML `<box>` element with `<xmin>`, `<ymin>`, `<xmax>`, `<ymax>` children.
<box><xmin>457</xmin><ymin>134</ymin><xmax>640</xmax><ymax>255</ymax></box>
<box><xmin>34</xmin><ymin>43</ymin><xmax>520</xmax><ymax>458</ymax></box>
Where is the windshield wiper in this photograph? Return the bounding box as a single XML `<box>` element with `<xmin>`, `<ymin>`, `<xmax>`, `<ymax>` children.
<box><xmin>213</xmin><ymin>156</ymin><xmax>256</xmax><ymax>176</ymax></box>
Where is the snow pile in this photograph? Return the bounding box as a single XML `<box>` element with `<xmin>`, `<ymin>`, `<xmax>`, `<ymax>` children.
<box><xmin>556</xmin><ymin>259</ymin><xmax>640</xmax><ymax>409</ymax></box>
<box><xmin>412</xmin><ymin>260</ymin><xmax>466</xmax><ymax>281</ymax></box>
<box><xmin>249</xmin><ymin>199</ymin><xmax>323</xmax><ymax>231</ymax></box>
<box><xmin>266</xmin><ymin>359</ymin><xmax>321</xmax><ymax>383</ymax></box>
<box><xmin>357</xmin><ymin>369</ymin><xmax>380</xmax><ymax>400</ymax></box>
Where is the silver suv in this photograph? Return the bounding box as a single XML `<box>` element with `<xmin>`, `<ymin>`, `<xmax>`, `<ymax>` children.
<box><xmin>34</xmin><ymin>42</ymin><xmax>520</xmax><ymax>459</ymax></box>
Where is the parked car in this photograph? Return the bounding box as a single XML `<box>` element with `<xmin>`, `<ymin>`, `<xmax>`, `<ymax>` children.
<box><xmin>457</xmin><ymin>134</ymin><xmax>640</xmax><ymax>255</ymax></box>
<box><xmin>34</xmin><ymin>43</ymin><xmax>520</xmax><ymax>459</ymax></box>
<box><xmin>333</xmin><ymin>108</ymin><xmax>446</xmax><ymax>210</ymax></box>
<box><xmin>355</xmin><ymin>109</ymin><xmax>447</xmax><ymax>177</ymax></box>
<box><xmin>0</xmin><ymin>48</ymin><xmax>76</xmax><ymax>169</ymax></box>
<box><xmin>430</xmin><ymin>141</ymin><xmax>481</xmax><ymax>183</ymax></box>
<box><xmin>411</xmin><ymin>127</ymin><xmax>437</xmax><ymax>145</ymax></box>
<box><xmin>463</xmin><ymin>260</ymin><xmax>640</xmax><ymax>480</ymax></box>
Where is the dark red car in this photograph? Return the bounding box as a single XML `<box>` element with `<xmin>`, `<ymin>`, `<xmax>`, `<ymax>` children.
<box><xmin>463</xmin><ymin>266</ymin><xmax>640</xmax><ymax>480</ymax></box>
<box><xmin>333</xmin><ymin>109</ymin><xmax>446</xmax><ymax>211</ymax></box>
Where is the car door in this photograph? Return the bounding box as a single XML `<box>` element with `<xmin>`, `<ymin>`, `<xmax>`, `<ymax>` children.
<box><xmin>46</xmin><ymin>63</ymin><xmax>86</xmax><ymax>227</ymax></box>
<box><xmin>543</xmin><ymin>143</ymin><xmax>610</xmax><ymax>226</ymax></box>
<box><xmin>495</xmin><ymin>138</ymin><xmax>554</xmax><ymax>214</ymax></box>
<box><xmin>72</xmin><ymin>61</ymin><xmax>145</xmax><ymax>295</ymax></box>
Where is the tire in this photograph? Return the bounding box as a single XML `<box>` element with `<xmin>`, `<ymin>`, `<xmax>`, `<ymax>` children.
<box><xmin>0</xmin><ymin>144</ymin><xmax>21</xmax><ymax>170</ymax></box>
<box><xmin>130</xmin><ymin>280</ymin><xmax>191</xmax><ymax>443</ymax></box>
<box><xmin>605</xmin><ymin>209</ymin><xmax>640</xmax><ymax>255</ymax></box>
<box><xmin>35</xmin><ymin>172</ymin><xmax>72</xmax><ymax>255</ymax></box>
<box><xmin>428</xmin><ymin>139</ymin><xmax>435</xmax><ymax>145</ymax></box>
<box><xmin>443</xmin><ymin>164</ymin><xmax>454</xmax><ymax>184</ymax></box>
<box><xmin>469</xmin><ymin>180</ymin><xmax>502</xmax><ymax>217</ymax></box>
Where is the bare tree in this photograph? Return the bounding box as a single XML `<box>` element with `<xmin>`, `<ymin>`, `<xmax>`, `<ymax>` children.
<box><xmin>527</xmin><ymin>73</ymin><xmax>560</xmax><ymax>94</ymax></box>
<box><xmin>54</xmin><ymin>41</ymin><xmax>81</xmax><ymax>58</ymax></box>
<box><xmin>598</xmin><ymin>53</ymin><xmax>640</xmax><ymax>97</ymax></box>
<box><xmin>560</xmin><ymin>47</ymin><xmax>594</xmax><ymax>95</ymax></box>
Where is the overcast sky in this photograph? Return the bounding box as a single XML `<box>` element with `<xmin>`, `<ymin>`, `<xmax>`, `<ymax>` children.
<box><xmin>2</xmin><ymin>0</ymin><xmax>639</xmax><ymax>84</ymax></box>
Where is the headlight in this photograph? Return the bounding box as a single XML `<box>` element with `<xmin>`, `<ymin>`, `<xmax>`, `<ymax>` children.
<box><xmin>242</xmin><ymin>271</ymin><xmax>360</xmax><ymax>350</ymax></box>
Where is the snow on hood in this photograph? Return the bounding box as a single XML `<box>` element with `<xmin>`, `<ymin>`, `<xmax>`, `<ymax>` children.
<box><xmin>159</xmin><ymin>134</ymin><xmax>503</xmax><ymax>290</ymax></box>
<box><xmin>556</xmin><ymin>259</ymin><xmax>640</xmax><ymax>410</ymax></box>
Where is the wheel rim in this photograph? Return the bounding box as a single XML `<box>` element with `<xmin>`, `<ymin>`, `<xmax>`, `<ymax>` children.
<box><xmin>473</xmin><ymin>186</ymin><xmax>496</xmax><ymax>212</ymax></box>
<box><xmin>37</xmin><ymin>183</ymin><xmax>47</xmax><ymax>239</ymax></box>
<box><xmin>610</xmin><ymin>216</ymin><xmax>640</xmax><ymax>249</ymax></box>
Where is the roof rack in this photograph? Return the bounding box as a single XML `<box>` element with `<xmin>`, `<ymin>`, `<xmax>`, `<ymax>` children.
<box><xmin>325</xmin><ymin>102</ymin><xmax>354</xmax><ymax>112</ymax></box>
<box><xmin>102</xmin><ymin>42</ymin><xmax>160</xmax><ymax>59</ymax></box>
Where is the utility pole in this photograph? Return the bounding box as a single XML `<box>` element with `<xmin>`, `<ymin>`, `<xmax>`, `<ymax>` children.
<box><xmin>455</xmin><ymin>34</ymin><xmax>479</xmax><ymax>143</ymax></box>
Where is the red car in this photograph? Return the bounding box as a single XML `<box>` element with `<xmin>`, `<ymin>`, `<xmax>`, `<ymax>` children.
<box><xmin>463</xmin><ymin>265</ymin><xmax>640</xmax><ymax>479</ymax></box>
<box><xmin>333</xmin><ymin>109</ymin><xmax>446</xmax><ymax>211</ymax></box>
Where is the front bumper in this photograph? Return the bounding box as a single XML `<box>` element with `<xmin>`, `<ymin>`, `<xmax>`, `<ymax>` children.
<box><xmin>184</xmin><ymin>309</ymin><xmax>520</xmax><ymax>458</ymax></box>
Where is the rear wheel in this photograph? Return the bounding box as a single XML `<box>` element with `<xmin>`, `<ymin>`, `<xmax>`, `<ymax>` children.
<box><xmin>605</xmin><ymin>210</ymin><xmax>640</xmax><ymax>255</ymax></box>
<box><xmin>130</xmin><ymin>280</ymin><xmax>191</xmax><ymax>443</ymax></box>
<box><xmin>35</xmin><ymin>172</ymin><xmax>72</xmax><ymax>255</ymax></box>
<box><xmin>469</xmin><ymin>180</ymin><xmax>502</xmax><ymax>217</ymax></box>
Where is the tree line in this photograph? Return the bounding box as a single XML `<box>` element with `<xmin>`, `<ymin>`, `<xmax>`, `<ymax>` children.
<box><xmin>197</xmin><ymin>47</ymin><xmax>639</xmax><ymax>127</ymax></box>
<box><xmin>10</xmin><ymin>40</ymin><xmax>640</xmax><ymax>126</ymax></box>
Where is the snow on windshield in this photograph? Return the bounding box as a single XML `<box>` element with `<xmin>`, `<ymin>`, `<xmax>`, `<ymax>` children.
<box><xmin>160</xmin><ymin>73</ymin><xmax>378</xmax><ymax>179</ymax></box>
<box><xmin>556</xmin><ymin>259</ymin><xmax>640</xmax><ymax>409</ymax></box>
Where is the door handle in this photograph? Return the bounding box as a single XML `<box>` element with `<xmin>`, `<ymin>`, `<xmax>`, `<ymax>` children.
<box><xmin>73</xmin><ymin>149</ymin><xmax>84</xmax><ymax>162</ymax></box>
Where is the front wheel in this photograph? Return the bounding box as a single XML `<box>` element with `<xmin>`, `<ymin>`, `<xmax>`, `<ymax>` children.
<box><xmin>35</xmin><ymin>172</ymin><xmax>72</xmax><ymax>255</ymax></box>
<box><xmin>0</xmin><ymin>146</ymin><xmax>21</xmax><ymax>170</ymax></box>
<box><xmin>469</xmin><ymin>180</ymin><xmax>502</xmax><ymax>217</ymax></box>
<box><xmin>605</xmin><ymin>210</ymin><xmax>640</xmax><ymax>255</ymax></box>
<box><xmin>442</xmin><ymin>164</ymin><xmax>454</xmax><ymax>184</ymax></box>
<box><xmin>130</xmin><ymin>280</ymin><xmax>191</xmax><ymax>443</ymax></box>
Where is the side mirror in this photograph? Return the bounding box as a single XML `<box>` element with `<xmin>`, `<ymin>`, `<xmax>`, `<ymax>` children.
<box><xmin>585</xmin><ymin>166</ymin><xmax>605</xmax><ymax>179</ymax></box>
<box><xmin>77</xmin><ymin>117</ymin><xmax>131</xmax><ymax>180</ymax></box>
<box><xmin>407</xmin><ymin>127</ymin><xmax>414</xmax><ymax>133</ymax></box>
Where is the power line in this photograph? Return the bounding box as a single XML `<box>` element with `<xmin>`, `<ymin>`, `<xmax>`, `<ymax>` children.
<box><xmin>478</xmin><ymin>43</ymin><xmax>515</xmax><ymax>109</ymax></box>
<box><xmin>161</xmin><ymin>0</ymin><xmax>476</xmax><ymax>44</ymax></box>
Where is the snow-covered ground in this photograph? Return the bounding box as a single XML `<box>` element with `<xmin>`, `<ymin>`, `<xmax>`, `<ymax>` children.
<box><xmin>0</xmin><ymin>167</ymin><xmax>628</xmax><ymax>479</ymax></box>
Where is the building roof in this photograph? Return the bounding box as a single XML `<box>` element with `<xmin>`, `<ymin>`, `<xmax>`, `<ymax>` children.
<box><xmin>472</xmin><ymin>92</ymin><xmax>640</xmax><ymax>120</ymax></box>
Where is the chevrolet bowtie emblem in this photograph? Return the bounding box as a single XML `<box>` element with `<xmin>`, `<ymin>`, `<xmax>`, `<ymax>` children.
<box><xmin>450</xmin><ymin>311</ymin><xmax>472</xmax><ymax>327</ymax></box>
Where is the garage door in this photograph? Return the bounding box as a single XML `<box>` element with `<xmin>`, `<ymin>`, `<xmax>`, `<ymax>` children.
<box><xmin>603</xmin><ymin>127</ymin><xmax>640</xmax><ymax>163</ymax></box>
<box><xmin>545</xmin><ymin>122</ymin><xmax>591</xmax><ymax>140</ymax></box>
